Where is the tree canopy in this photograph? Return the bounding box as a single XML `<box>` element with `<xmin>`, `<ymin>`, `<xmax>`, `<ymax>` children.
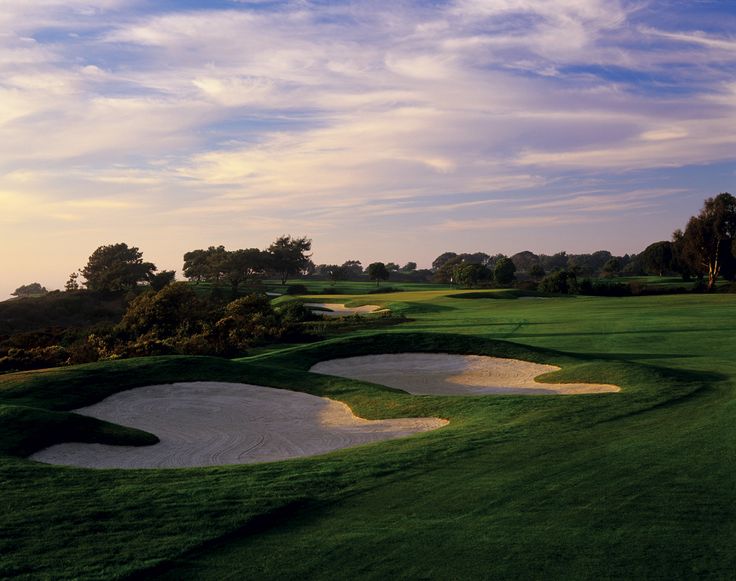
<box><xmin>11</xmin><ymin>283</ymin><xmax>48</xmax><ymax>298</ymax></box>
<box><xmin>493</xmin><ymin>257</ymin><xmax>517</xmax><ymax>286</ymax></box>
<box><xmin>454</xmin><ymin>263</ymin><xmax>491</xmax><ymax>288</ymax></box>
<box><xmin>367</xmin><ymin>262</ymin><xmax>390</xmax><ymax>286</ymax></box>
<box><xmin>225</xmin><ymin>248</ymin><xmax>266</xmax><ymax>294</ymax></box>
<box><xmin>183</xmin><ymin>246</ymin><xmax>228</xmax><ymax>284</ymax></box>
<box><xmin>674</xmin><ymin>193</ymin><xmax>736</xmax><ymax>289</ymax></box>
<box><xmin>81</xmin><ymin>243</ymin><xmax>156</xmax><ymax>292</ymax></box>
<box><xmin>639</xmin><ymin>241</ymin><xmax>673</xmax><ymax>277</ymax></box>
<box><xmin>341</xmin><ymin>260</ymin><xmax>363</xmax><ymax>278</ymax></box>
<box><xmin>267</xmin><ymin>235</ymin><xmax>313</xmax><ymax>285</ymax></box>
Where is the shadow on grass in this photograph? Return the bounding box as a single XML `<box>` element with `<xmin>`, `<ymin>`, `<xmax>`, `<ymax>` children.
<box><xmin>124</xmin><ymin>498</ymin><xmax>316</xmax><ymax>581</ymax></box>
<box><xmin>395</xmin><ymin>302</ymin><xmax>457</xmax><ymax>314</ymax></box>
<box><xmin>510</xmin><ymin>327</ymin><xmax>733</xmax><ymax>339</ymax></box>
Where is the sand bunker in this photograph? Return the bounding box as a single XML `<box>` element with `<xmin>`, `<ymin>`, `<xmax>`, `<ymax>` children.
<box><xmin>310</xmin><ymin>353</ymin><xmax>620</xmax><ymax>396</ymax></box>
<box><xmin>303</xmin><ymin>303</ymin><xmax>388</xmax><ymax>317</ymax></box>
<box><xmin>30</xmin><ymin>382</ymin><xmax>446</xmax><ymax>469</ymax></box>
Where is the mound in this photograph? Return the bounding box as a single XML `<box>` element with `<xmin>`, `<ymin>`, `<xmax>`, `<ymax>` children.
<box><xmin>310</xmin><ymin>353</ymin><xmax>620</xmax><ymax>395</ymax></box>
<box><xmin>30</xmin><ymin>382</ymin><xmax>446</xmax><ymax>469</ymax></box>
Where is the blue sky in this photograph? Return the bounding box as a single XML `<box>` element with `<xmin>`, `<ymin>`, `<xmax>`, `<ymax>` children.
<box><xmin>1</xmin><ymin>0</ymin><xmax>734</xmax><ymax>296</ymax></box>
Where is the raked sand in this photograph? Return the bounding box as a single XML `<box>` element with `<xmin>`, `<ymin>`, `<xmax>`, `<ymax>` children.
<box><xmin>311</xmin><ymin>353</ymin><xmax>620</xmax><ymax>395</ymax></box>
<box><xmin>30</xmin><ymin>382</ymin><xmax>447</xmax><ymax>469</ymax></box>
<box><xmin>303</xmin><ymin>303</ymin><xmax>388</xmax><ymax>317</ymax></box>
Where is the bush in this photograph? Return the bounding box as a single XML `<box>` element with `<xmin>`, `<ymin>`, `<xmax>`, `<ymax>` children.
<box><xmin>0</xmin><ymin>345</ymin><xmax>70</xmax><ymax>372</ymax></box>
<box><xmin>277</xmin><ymin>301</ymin><xmax>317</xmax><ymax>323</ymax></box>
<box><xmin>539</xmin><ymin>270</ymin><xmax>578</xmax><ymax>294</ymax></box>
<box><xmin>120</xmin><ymin>283</ymin><xmax>205</xmax><ymax>338</ymax></box>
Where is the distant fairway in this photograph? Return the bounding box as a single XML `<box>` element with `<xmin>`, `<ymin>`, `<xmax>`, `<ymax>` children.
<box><xmin>1</xmin><ymin>289</ymin><xmax>735</xmax><ymax>578</ymax></box>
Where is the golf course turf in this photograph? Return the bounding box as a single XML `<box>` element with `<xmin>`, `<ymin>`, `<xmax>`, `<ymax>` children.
<box><xmin>1</xmin><ymin>289</ymin><xmax>735</xmax><ymax>578</ymax></box>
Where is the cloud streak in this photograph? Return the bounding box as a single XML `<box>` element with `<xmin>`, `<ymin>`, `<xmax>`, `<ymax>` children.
<box><xmin>0</xmin><ymin>0</ymin><xmax>735</xmax><ymax>297</ymax></box>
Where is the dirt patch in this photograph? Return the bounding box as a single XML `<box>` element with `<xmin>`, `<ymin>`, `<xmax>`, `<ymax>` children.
<box><xmin>310</xmin><ymin>353</ymin><xmax>620</xmax><ymax>395</ymax></box>
<box><xmin>30</xmin><ymin>382</ymin><xmax>446</xmax><ymax>469</ymax></box>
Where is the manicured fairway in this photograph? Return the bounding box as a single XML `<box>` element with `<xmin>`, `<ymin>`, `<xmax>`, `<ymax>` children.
<box><xmin>1</xmin><ymin>290</ymin><xmax>735</xmax><ymax>578</ymax></box>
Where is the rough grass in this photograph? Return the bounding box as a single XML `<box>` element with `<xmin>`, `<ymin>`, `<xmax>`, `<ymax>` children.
<box><xmin>1</xmin><ymin>291</ymin><xmax>736</xmax><ymax>578</ymax></box>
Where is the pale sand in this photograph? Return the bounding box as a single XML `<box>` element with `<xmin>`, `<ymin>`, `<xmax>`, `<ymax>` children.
<box><xmin>303</xmin><ymin>303</ymin><xmax>389</xmax><ymax>317</ymax></box>
<box><xmin>310</xmin><ymin>353</ymin><xmax>620</xmax><ymax>396</ymax></box>
<box><xmin>30</xmin><ymin>382</ymin><xmax>447</xmax><ymax>469</ymax></box>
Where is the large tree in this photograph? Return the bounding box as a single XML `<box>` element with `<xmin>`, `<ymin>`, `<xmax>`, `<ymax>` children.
<box><xmin>433</xmin><ymin>255</ymin><xmax>465</xmax><ymax>283</ymax></box>
<box><xmin>182</xmin><ymin>249</ymin><xmax>209</xmax><ymax>283</ymax></box>
<box><xmin>431</xmin><ymin>252</ymin><xmax>458</xmax><ymax>271</ymax></box>
<box><xmin>454</xmin><ymin>263</ymin><xmax>492</xmax><ymax>288</ymax></box>
<box><xmin>225</xmin><ymin>248</ymin><xmax>265</xmax><ymax>295</ymax></box>
<box><xmin>493</xmin><ymin>257</ymin><xmax>517</xmax><ymax>286</ymax></box>
<box><xmin>676</xmin><ymin>193</ymin><xmax>736</xmax><ymax>289</ymax></box>
<box><xmin>340</xmin><ymin>260</ymin><xmax>363</xmax><ymax>278</ymax></box>
<box><xmin>81</xmin><ymin>243</ymin><xmax>156</xmax><ymax>292</ymax></box>
<box><xmin>639</xmin><ymin>241</ymin><xmax>673</xmax><ymax>277</ymax></box>
<box><xmin>511</xmin><ymin>251</ymin><xmax>540</xmax><ymax>273</ymax></box>
<box><xmin>183</xmin><ymin>246</ymin><xmax>229</xmax><ymax>284</ymax></box>
<box><xmin>266</xmin><ymin>235</ymin><xmax>312</xmax><ymax>285</ymax></box>
<box><xmin>367</xmin><ymin>262</ymin><xmax>390</xmax><ymax>286</ymax></box>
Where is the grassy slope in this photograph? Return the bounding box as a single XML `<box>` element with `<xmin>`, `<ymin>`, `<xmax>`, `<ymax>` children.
<box><xmin>1</xmin><ymin>290</ymin><xmax>735</xmax><ymax>578</ymax></box>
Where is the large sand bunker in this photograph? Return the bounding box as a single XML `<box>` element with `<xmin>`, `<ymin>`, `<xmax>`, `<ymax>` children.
<box><xmin>30</xmin><ymin>382</ymin><xmax>447</xmax><ymax>469</ymax></box>
<box><xmin>303</xmin><ymin>303</ymin><xmax>388</xmax><ymax>317</ymax></box>
<box><xmin>310</xmin><ymin>353</ymin><xmax>620</xmax><ymax>396</ymax></box>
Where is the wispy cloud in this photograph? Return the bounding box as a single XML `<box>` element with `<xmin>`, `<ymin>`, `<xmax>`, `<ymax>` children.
<box><xmin>0</xmin><ymin>0</ymin><xmax>735</xmax><ymax>297</ymax></box>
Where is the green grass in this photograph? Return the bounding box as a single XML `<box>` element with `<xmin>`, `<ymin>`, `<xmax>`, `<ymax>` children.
<box><xmin>1</xmin><ymin>290</ymin><xmax>736</xmax><ymax>578</ymax></box>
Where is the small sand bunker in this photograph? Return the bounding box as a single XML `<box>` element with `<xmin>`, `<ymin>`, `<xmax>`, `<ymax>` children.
<box><xmin>30</xmin><ymin>382</ymin><xmax>446</xmax><ymax>469</ymax></box>
<box><xmin>303</xmin><ymin>303</ymin><xmax>388</xmax><ymax>317</ymax></box>
<box><xmin>310</xmin><ymin>353</ymin><xmax>620</xmax><ymax>396</ymax></box>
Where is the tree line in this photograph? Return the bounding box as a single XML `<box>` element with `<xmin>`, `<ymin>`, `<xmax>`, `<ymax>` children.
<box><xmin>9</xmin><ymin>192</ymin><xmax>735</xmax><ymax>299</ymax></box>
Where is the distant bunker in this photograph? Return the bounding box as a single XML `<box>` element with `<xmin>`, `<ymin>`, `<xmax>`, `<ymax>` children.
<box><xmin>311</xmin><ymin>353</ymin><xmax>620</xmax><ymax>396</ymax></box>
<box><xmin>303</xmin><ymin>303</ymin><xmax>389</xmax><ymax>317</ymax></box>
<box><xmin>30</xmin><ymin>382</ymin><xmax>447</xmax><ymax>469</ymax></box>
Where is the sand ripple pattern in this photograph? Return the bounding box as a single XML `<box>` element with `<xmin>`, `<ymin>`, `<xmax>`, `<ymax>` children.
<box><xmin>30</xmin><ymin>382</ymin><xmax>447</xmax><ymax>469</ymax></box>
<box><xmin>311</xmin><ymin>353</ymin><xmax>620</xmax><ymax>395</ymax></box>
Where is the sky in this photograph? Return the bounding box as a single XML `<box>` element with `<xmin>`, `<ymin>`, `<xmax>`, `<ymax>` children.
<box><xmin>1</xmin><ymin>0</ymin><xmax>735</xmax><ymax>297</ymax></box>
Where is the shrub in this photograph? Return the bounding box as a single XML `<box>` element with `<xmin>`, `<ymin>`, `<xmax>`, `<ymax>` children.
<box><xmin>120</xmin><ymin>283</ymin><xmax>204</xmax><ymax>338</ymax></box>
<box><xmin>277</xmin><ymin>301</ymin><xmax>316</xmax><ymax>323</ymax></box>
<box><xmin>539</xmin><ymin>270</ymin><xmax>578</xmax><ymax>294</ymax></box>
<box><xmin>0</xmin><ymin>345</ymin><xmax>70</xmax><ymax>372</ymax></box>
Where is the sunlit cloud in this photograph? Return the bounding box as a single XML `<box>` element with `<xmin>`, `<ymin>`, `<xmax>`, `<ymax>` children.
<box><xmin>0</xmin><ymin>0</ymin><xmax>735</xmax><ymax>297</ymax></box>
